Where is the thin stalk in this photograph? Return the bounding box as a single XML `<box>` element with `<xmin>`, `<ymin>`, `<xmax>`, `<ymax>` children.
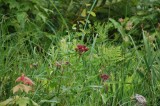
<box><xmin>90</xmin><ymin>34</ymin><xmax>98</xmax><ymax>60</ymax></box>
<box><xmin>81</xmin><ymin>0</ymin><xmax>97</xmax><ymax>42</ymax></box>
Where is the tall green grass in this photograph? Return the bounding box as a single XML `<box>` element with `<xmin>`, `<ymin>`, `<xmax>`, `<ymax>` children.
<box><xmin>1</xmin><ymin>0</ymin><xmax>160</xmax><ymax>106</ymax></box>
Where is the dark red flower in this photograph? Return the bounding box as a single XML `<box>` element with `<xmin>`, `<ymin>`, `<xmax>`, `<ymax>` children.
<box><xmin>75</xmin><ymin>44</ymin><xmax>89</xmax><ymax>54</ymax></box>
<box><xmin>100</xmin><ymin>74</ymin><xmax>109</xmax><ymax>81</ymax></box>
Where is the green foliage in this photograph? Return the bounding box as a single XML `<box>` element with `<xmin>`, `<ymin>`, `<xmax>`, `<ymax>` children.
<box><xmin>0</xmin><ymin>96</ymin><xmax>38</xmax><ymax>106</ymax></box>
<box><xmin>0</xmin><ymin>0</ymin><xmax>160</xmax><ymax>106</ymax></box>
<box><xmin>98</xmin><ymin>45</ymin><xmax>124</xmax><ymax>65</ymax></box>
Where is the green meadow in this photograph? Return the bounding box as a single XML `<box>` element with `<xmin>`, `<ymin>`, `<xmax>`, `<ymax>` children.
<box><xmin>0</xmin><ymin>0</ymin><xmax>160</xmax><ymax>106</ymax></box>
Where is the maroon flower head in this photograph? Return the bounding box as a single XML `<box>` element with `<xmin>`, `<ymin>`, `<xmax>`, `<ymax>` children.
<box><xmin>75</xmin><ymin>44</ymin><xmax>89</xmax><ymax>54</ymax></box>
<box><xmin>100</xmin><ymin>74</ymin><xmax>109</xmax><ymax>81</ymax></box>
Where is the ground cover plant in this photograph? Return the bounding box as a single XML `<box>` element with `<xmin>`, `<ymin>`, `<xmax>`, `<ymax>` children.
<box><xmin>0</xmin><ymin>0</ymin><xmax>160</xmax><ymax>106</ymax></box>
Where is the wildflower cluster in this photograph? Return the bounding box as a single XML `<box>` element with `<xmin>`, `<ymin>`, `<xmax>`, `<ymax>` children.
<box><xmin>100</xmin><ymin>74</ymin><xmax>109</xmax><ymax>81</ymax></box>
<box><xmin>75</xmin><ymin>44</ymin><xmax>89</xmax><ymax>55</ymax></box>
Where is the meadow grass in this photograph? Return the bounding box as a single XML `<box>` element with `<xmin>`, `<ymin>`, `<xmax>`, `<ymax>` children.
<box><xmin>0</xmin><ymin>0</ymin><xmax>160</xmax><ymax>106</ymax></box>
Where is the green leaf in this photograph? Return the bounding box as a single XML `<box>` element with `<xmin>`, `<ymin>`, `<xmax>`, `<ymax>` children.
<box><xmin>0</xmin><ymin>96</ymin><xmax>39</xmax><ymax>106</ymax></box>
<box><xmin>88</xmin><ymin>85</ymin><xmax>103</xmax><ymax>89</ymax></box>
<box><xmin>16</xmin><ymin>97</ymin><xmax>39</xmax><ymax>106</ymax></box>
<box><xmin>40</xmin><ymin>97</ymin><xmax>60</xmax><ymax>104</ymax></box>
<box><xmin>16</xmin><ymin>12</ymin><xmax>28</xmax><ymax>29</ymax></box>
<box><xmin>79</xmin><ymin>21</ymin><xmax>85</xmax><ymax>25</ymax></box>
<box><xmin>0</xmin><ymin>98</ymin><xmax>13</xmax><ymax>106</ymax></box>
<box><xmin>31</xmin><ymin>100</ymin><xmax>39</xmax><ymax>106</ymax></box>
<box><xmin>87</xmin><ymin>11</ymin><xmax>96</xmax><ymax>17</ymax></box>
<box><xmin>72</xmin><ymin>24</ymin><xmax>77</xmax><ymax>30</ymax></box>
<box><xmin>37</xmin><ymin>12</ymin><xmax>47</xmax><ymax>22</ymax></box>
<box><xmin>16</xmin><ymin>97</ymin><xmax>30</xmax><ymax>106</ymax></box>
<box><xmin>109</xmin><ymin>18</ymin><xmax>127</xmax><ymax>41</ymax></box>
<box><xmin>6</xmin><ymin>1</ymin><xmax>20</xmax><ymax>9</ymax></box>
<box><xmin>101</xmin><ymin>93</ymin><xmax>108</xmax><ymax>104</ymax></box>
<box><xmin>85</xmin><ymin>3</ymin><xmax>91</xmax><ymax>7</ymax></box>
<box><xmin>81</xmin><ymin>9</ymin><xmax>87</xmax><ymax>17</ymax></box>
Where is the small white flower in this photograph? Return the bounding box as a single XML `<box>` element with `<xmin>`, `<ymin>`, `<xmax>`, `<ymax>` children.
<box><xmin>134</xmin><ymin>94</ymin><xmax>147</xmax><ymax>106</ymax></box>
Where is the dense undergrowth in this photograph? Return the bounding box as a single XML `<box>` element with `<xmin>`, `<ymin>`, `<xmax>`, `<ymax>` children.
<box><xmin>0</xmin><ymin>0</ymin><xmax>160</xmax><ymax>106</ymax></box>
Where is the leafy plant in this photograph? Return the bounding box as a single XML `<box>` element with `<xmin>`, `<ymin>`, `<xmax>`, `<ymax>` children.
<box><xmin>0</xmin><ymin>74</ymin><xmax>38</xmax><ymax>106</ymax></box>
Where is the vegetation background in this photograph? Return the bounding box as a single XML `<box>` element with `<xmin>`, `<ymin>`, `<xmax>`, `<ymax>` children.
<box><xmin>0</xmin><ymin>0</ymin><xmax>160</xmax><ymax>105</ymax></box>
